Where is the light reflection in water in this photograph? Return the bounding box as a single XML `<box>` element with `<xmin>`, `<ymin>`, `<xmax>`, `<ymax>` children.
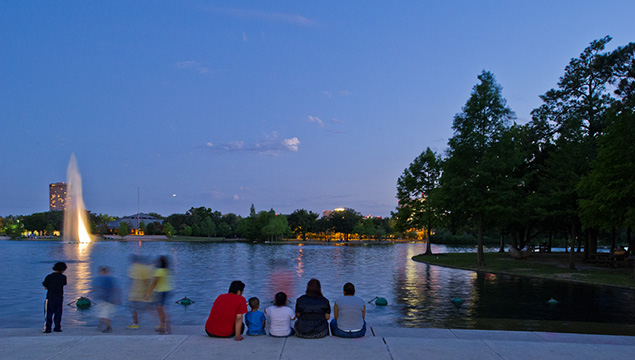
<box><xmin>1</xmin><ymin>241</ymin><xmax>634</xmax><ymax>335</ymax></box>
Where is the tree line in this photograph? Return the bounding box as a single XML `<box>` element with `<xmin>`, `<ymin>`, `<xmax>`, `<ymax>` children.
<box><xmin>394</xmin><ymin>36</ymin><xmax>635</xmax><ymax>268</ymax></box>
<box><xmin>0</xmin><ymin>206</ymin><xmax>393</xmax><ymax>242</ymax></box>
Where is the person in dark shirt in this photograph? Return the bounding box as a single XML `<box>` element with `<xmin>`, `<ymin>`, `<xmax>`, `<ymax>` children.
<box><xmin>42</xmin><ymin>262</ymin><xmax>67</xmax><ymax>333</ymax></box>
<box><xmin>294</xmin><ymin>278</ymin><xmax>331</xmax><ymax>338</ymax></box>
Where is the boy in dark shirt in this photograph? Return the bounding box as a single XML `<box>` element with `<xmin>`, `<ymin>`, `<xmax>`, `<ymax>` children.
<box><xmin>42</xmin><ymin>262</ymin><xmax>67</xmax><ymax>333</ymax></box>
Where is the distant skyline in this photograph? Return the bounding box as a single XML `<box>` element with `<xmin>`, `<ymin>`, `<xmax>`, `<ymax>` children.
<box><xmin>2</xmin><ymin>1</ymin><xmax>634</xmax><ymax>217</ymax></box>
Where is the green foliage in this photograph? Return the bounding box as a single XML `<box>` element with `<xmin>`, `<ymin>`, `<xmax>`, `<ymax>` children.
<box><xmin>201</xmin><ymin>216</ymin><xmax>216</xmax><ymax>237</ymax></box>
<box><xmin>394</xmin><ymin>147</ymin><xmax>442</xmax><ymax>252</ymax></box>
<box><xmin>145</xmin><ymin>222</ymin><xmax>162</xmax><ymax>235</ymax></box>
<box><xmin>288</xmin><ymin>209</ymin><xmax>318</xmax><ymax>240</ymax></box>
<box><xmin>440</xmin><ymin>70</ymin><xmax>515</xmax><ymax>265</ymax></box>
<box><xmin>324</xmin><ymin>208</ymin><xmax>362</xmax><ymax>241</ymax></box>
<box><xmin>45</xmin><ymin>223</ymin><xmax>55</xmax><ymax>236</ymax></box>
<box><xmin>118</xmin><ymin>222</ymin><xmax>129</xmax><ymax>239</ymax></box>
<box><xmin>163</xmin><ymin>222</ymin><xmax>175</xmax><ymax>238</ymax></box>
<box><xmin>217</xmin><ymin>222</ymin><xmax>232</xmax><ymax>238</ymax></box>
<box><xmin>579</xmin><ymin>110</ymin><xmax>635</xmax><ymax>230</ymax></box>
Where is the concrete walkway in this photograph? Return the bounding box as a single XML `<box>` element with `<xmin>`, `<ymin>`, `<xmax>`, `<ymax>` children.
<box><xmin>1</xmin><ymin>326</ymin><xmax>634</xmax><ymax>360</ymax></box>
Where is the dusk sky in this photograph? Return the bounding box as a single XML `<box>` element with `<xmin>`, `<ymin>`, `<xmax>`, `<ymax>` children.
<box><xmin>2</xmin><ymin>1</ymin><xmax>634</xmax><ymax>218</ymax></box>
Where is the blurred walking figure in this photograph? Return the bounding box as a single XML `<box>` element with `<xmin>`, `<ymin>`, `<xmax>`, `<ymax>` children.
<box><xmin>147</xmin><ymin>255</ymin><xmax>172</xmax><ymax>334</ymax></box>
<box><xmin>93</xmin><ymin>266</ymin><xmax>120</xmax><ymax>333</ymax></box>
<box><xmin>127</xmin><ymin>255</ymin><xmax>152</xmax><ymax>329</ymax></box>
<box><xmin>42</xmin><ymin>262</ymin><xmax>67</xmax><ymax>333</ymax></box>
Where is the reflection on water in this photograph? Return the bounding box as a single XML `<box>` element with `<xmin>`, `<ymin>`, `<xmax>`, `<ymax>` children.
<box><xmin>0</xmin><ymin>241</ymin><xmax>634</xmax><ymax>335</ymax></box>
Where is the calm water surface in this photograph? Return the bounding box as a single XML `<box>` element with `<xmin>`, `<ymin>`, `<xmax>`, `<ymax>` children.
<box><xmin>1</xmin><ymin>240</ymin><xmax>634</xmax><ymax>335</ymax></box>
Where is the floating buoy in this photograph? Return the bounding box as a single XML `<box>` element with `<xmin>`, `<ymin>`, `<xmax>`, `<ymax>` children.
<box><xmin>451</xmin><ymin>298</ymin><xmax>463</xmax><ymax>308</ymax></box>
<box><xmin>176</xmin><ymin>297</ymin><xmax>195</xmax><ymax>306</ymax></box>
<box><xmin>375</xmin><ymin>297</ymin><xmax>388</xmax><ymax>306</ymax></box>
<box><xmin>68</xmin><ymin>297</ymin><xmax>93</xmax><ymax>309</ymax></box>
<box><xmin>547</xmin><ymin>298</ymin><xmax>559</xmax><ymax>305</ymax></box>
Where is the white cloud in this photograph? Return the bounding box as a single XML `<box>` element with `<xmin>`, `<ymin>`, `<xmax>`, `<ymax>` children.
<box><xmin>282</xmin><ymin>137</ymin><xmax>300</xmax><ymax>152</ymax></box>
<box><xmin>322</xmin><ymin>90</ymin><xmax>333</xmax><ymax>98</ymax></box>
<box><xmin>331</xmin><ymin>118</ymin><xmax>344</xmax><ymax>124</ymax></box>
<box><xmin>339</xmin><ymin>90</ymin><xmax>352</xmax><ymax>96</ymax></box>
<box><xmin>175</xmin><ymin>60</ymin><xmax>210</xmax><ymax>74</ymax></box>
<box><xmin>308</xmin><ymin>115</ymin><xmax>325</xmax><ymax>128</ymax></box>
<box><xmin>233</xmin><ymin>194</ymin><xmax>240</xmax><ymax>200</ymax></box>
<box><xmin>206</xmin><ymin>142</ymin><xmax>214</xmax><ymax>147</ymax></box>
<box><xmin>242</xmin><ymin>32</ymin><xmax>248</xmax><ymax>42</ymax></box>
<box><xmin>206</xmin><ymin>133</ymin><xmax>300</xmax><ymax>156</ymax></box>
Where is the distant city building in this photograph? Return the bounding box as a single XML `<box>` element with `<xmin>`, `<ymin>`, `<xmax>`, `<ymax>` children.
<box><xmin>106</xmin><ymin>213</ymin><xmax>162</xmax><ymax>235</ymax></box>
<box><xmin>49</xmin><ymin>182</ymin><xmax>68</xmax><ymax>211</ymax></box>
<box><xmin>322</xmin><ymin>207</ymin><xmax>346</xmax><ymax>218</ymax></box>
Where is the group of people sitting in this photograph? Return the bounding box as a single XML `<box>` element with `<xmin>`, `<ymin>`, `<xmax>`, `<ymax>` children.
<box><xmin>204</xmin><ymin>278</ymin><xmax>366</xmax><ymax>340</ymax></box>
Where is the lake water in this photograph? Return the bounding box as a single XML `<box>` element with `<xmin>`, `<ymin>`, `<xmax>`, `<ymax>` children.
<box><xmin>1</xmin><ymin>240</ymin><xmax>634</xmax><ymax>335</ymax></box>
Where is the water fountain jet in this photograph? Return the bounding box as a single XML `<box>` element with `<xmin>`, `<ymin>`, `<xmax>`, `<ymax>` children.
<box><xmin>63</xmin><ymin>154</ymin><xmax>93</xmax><ymax>243</ymax></box>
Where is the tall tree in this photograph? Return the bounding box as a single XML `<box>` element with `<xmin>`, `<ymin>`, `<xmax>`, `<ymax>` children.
<box><xmin>531</xmin><ymin>37</ymin><xmax>620</xmax><ymax>267</ymax></box>
<box><xmin>394</xmin><ymin>147</ymin><xmax>442</xmax><ymax>255</ymax></box>
<box><xmin>440</xmin><ymin>71</ymin><xmax>514</xmax><ymax>266</ymax></box>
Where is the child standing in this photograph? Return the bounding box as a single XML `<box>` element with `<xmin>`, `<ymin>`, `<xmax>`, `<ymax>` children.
<box><xmin>265</xmin><ymin>292</ymin><xmax>296</xmax><ymax>337</ymax></box>
<box><xmin>42</xmin><ymin>262</ymin><xmax>67</xmax><ymax>333</ymax></box>
<box><xmin>244</xmin><ymin>297</ymin><xmax>266</xmax><ymax>335</ymax></box>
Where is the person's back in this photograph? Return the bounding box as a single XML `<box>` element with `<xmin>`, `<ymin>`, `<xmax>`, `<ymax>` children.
<box><xmin>331</xmin><ymin>282</ymin><xmax>366</xmax><ymax>338</ymax></box>
<box><xmin>334</xmin><ymin>295</ymin><xmax>365</xmax><ymax>330</ymax></box>
<box><xmin>295</xmin><ymin>279</ymin><xmax>330</xmax><ymax>339</ymax></box>
<box><xmin>205</xmin><ymin>280</ymin><xmax>248</xmax><ymax>341</ymax></box>
<box><xmin>266</xmin><ymin>292</ymin><xmax>295</xmax><ymax>337</ymax></box>
<box><xmin>244</xmin><ymin>297</ymin><xmax>266</xmax><ymax>335</ymax></box>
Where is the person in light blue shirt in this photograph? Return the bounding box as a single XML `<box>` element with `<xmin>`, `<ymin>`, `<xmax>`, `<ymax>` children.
<box><xmin>244</xmin><ymin>297</ymin><xmax>266</xmax><ymax>335</ymax></box>
<box><xmin>330</xmin><ymin>282</ymin><xmax>366</xmax><ymax>338</ymax></box>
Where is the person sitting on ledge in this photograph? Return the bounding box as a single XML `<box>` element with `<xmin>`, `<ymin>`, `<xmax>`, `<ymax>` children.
<box><xmin>294</xmin><ymin>278</ymin><xmax>330</xmax><ymax>339</ymax></box>
<box><xmin>205</xmin><ymin>280</ymin><xmax>248</xmax><ymax>341</ymax></box>
<box><xmin>330</xmin><ymin>282</ymin><xmax>366</xmax><ymax>338</ymax></box>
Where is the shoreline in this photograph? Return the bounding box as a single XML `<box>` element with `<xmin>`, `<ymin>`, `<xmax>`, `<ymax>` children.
<box><xmin>412</xmin><ymin>252</ymin><xmax>635</xmax><ymax>290</ymax></box>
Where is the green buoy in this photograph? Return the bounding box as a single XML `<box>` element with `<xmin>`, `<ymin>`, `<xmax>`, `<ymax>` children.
<box><xmin>451</xmin><ymin>298</ymin><xmax>463</xmax><ymax>308</ymax></box>
<box><xmin>375</xmin><ymin>297</ymin><xmax>388</xmax><ymax>306</ymax></box>
<box><xmin>75</xmin><ymin>297</ymin><xmax>92</xmax><ymax>309</ymax></box>
<box><xmin>176</xmin><ymin>297</ymin><xmax>194</xmax><ymax>306</ymax></box>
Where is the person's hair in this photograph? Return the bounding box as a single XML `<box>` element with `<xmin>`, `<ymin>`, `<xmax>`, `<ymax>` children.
<box><xmin>306</xmin><ymin>278</ymin><xmax>322</xmax><ymax>297</ymax></box>
<box><xmin>99</xmin><ymin>266</ymin><xmax>109</xmax><ymax>274</ymax></box>
<box><xmin>157</xmin><ymin>256</ymin><xmax>169</xmax><ymax>269</ymax></box>
<box><xmin>248</xmin><ymin>297</ymin><xmax>259</xmax><ymax>309</ymax></box>
<box><xmin>343</xmin><ymin>282</ymin><xmax>355</xmax><ymax>295</ymax></box>
<box><xmin>274</xmin><ymin>292</ymin><xmax>287</xmax><ymax>307</ymax></box>
<box><xmin>228</xmin><ymin>280</ymin><xmax>245</xmax><ymax>294</ymax></box>
<box><xmin>52</xmin><ymin>262</ymin><xmax>67</xmax><ymax>272</ymax></box>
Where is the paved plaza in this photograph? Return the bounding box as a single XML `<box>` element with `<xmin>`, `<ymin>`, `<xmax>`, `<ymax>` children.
<box><xmin>1</xmin><ymin>326</ymin><xmax>634</xmax><ymax>359</ymax></box>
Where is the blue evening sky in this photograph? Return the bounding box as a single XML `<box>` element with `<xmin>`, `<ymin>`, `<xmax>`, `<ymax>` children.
<box><xmin>1</xmin><ymin>1</ymin><xmax>634</xmax><ymax>218</ymax></box>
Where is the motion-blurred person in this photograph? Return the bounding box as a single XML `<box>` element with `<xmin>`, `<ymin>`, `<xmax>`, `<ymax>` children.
<box><xmin>127</xmin><ymin>255</ymin><xmax>152</xmax><ymax>329</ymax></box>
<box><xmin>147</xmin><ymin>255</ymin><xmax>172</xmax><ymax>334</ymax></box>
<box><xmin>42</xmin><ymin>262</ymin><xmax>67</xmax><ymax>333</ymax></box>
<box><xmin>93</xmin><ymin>266</ymin><xmax>120</xmax><ymax>333</ymax></box>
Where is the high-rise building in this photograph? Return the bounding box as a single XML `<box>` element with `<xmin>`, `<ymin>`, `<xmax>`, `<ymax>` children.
<box><xmin>49</xmin><ymin>182</ymin><xmax>68</xmax><ymax>211</ymax></box>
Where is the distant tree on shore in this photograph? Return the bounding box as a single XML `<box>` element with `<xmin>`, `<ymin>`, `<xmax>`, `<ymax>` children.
<box><xmin>118</xmin><ymin>222</ymin><xmax>129</xmax><ymax>239</ymax></box>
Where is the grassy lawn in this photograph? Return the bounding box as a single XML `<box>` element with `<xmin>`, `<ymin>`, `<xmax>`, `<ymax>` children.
<box><xmin>412</xmin><ymin>252</ymin><xmax>635</xmax><ymax>289</ymax></box>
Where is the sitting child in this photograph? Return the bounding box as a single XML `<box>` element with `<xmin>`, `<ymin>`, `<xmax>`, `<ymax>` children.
<box><xmin>265</xmin><ymin>292</ymin><xmax>296</xmax><ymax>337</ymax></box>
<box><xmin>244</xmin><ymin>297</ymin><xmax>266</xmax><ymax>335</ymax></box>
